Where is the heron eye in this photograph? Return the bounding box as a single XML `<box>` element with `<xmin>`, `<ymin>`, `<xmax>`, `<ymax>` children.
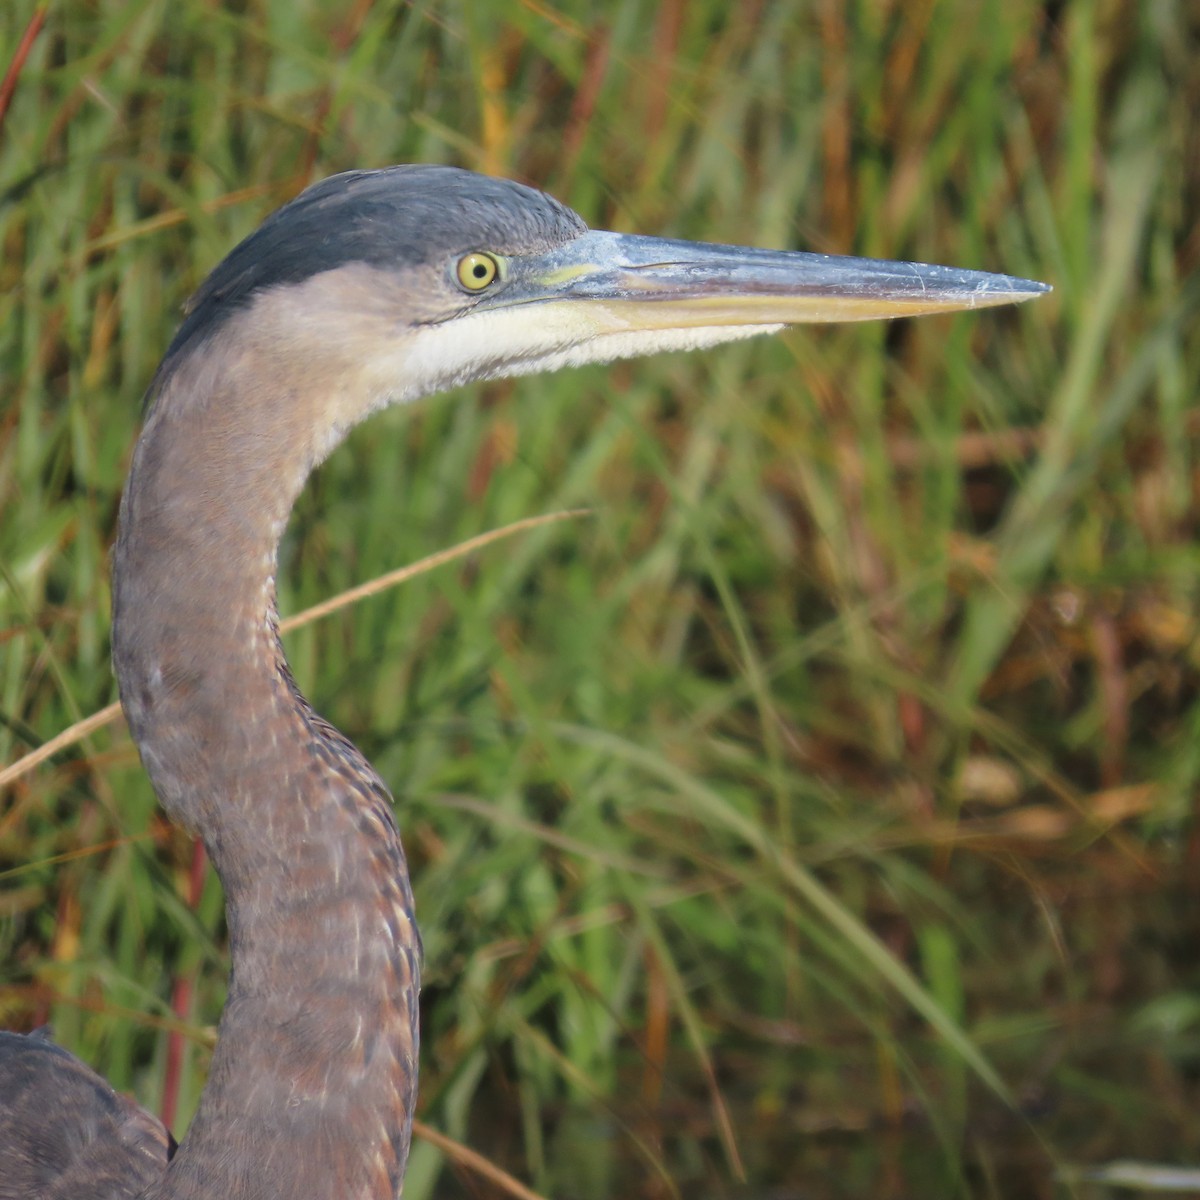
<box><xmin>456</xmin><ymin>252</ymin><xmax>500</xmax><ymax>291</ymax></box>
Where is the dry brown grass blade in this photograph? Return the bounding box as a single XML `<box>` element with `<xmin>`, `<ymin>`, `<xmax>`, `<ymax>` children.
<box><xmin>0</xmin><ymin>7</ymin><xmax>46</xmax><ymax>132</ymax></box>
<box><xmin>276</xmin><ymin>509</ymin><xmax>589</xmax><ymax>630</ymax></box>
<box><xmin>411</xmin><ymin>1119</ymin><xmax>550</xmax><ymax>1200</ymax></box>
<box><xmin>0</xmin><ymin>509</ymin><xmax>590</xmax><ymax>792</ymax></box>
<box><xmin>0</xmin><ymin>704</ymin><xmax>120</xmax><ymax>793</ymax></box>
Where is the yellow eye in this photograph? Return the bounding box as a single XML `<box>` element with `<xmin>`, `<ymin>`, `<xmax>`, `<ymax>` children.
<box><xmin>456</xmin><ymin>252</ymin><xmax>500</xmax><ymax>291</ymax></box>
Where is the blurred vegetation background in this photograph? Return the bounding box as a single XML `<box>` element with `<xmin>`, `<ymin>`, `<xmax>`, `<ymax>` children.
<box><xmin>1</xmin><ymin>1</ymin><xmax>1197</xmax><ymax>1197</ymax></box>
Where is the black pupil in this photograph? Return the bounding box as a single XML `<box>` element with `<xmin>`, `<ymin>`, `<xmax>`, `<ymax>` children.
<box><xmin>473</xmin><ymin>262</ymin><xmax>488</xmax><ymax>278</ymax></box>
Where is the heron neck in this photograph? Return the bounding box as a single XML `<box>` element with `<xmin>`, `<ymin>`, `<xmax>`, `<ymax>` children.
<box><xmin>112</xmin><ymin>365</ymin><xmax>419</xmax><ymax>1200</ymax></box>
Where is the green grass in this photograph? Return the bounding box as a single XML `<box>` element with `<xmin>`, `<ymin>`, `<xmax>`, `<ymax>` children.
<box><xmin>2</xmin><ymin>2</ymin><xmax>1198</xmax><ymax>1197</ymax></box>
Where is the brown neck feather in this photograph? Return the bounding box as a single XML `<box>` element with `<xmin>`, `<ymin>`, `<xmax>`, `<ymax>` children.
<box><xmin>112</xmin><ymin>340</ymin><xmax>419</xmax><ymax>1200</ymax></box>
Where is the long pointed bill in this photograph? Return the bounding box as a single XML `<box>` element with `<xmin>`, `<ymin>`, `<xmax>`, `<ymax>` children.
<box><xmin>506</xmin><ymin>230</ymin><xmax>1050</xmax><ymax>330</ymax></box>
<box><xmin>426</xmin><ymin>227</ymin><xmax>1050</xmax><ymax>394</ymax></box>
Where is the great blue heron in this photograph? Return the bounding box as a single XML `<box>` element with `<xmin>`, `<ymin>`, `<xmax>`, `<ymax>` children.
<box><xmin>0</xmin><ymin>165</ymin><xmax>1047</xmax><ymax>1200</ymax></box>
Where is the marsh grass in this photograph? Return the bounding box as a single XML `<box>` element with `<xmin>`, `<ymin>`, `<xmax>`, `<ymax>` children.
<box><xmin>1</xmin><ymin>2</ymin><xmax>1198</xmax><ymax>1197</ymax></box>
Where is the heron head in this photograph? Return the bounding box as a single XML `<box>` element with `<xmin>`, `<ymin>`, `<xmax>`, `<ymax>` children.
<box><xmin>147</xmin><ymin>164</ymin><xmax>1047</xmax><ymax>469</ymax></box>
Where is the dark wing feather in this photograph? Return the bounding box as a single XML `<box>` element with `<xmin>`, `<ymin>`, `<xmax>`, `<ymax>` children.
<box><xmin>0</xmin><ymin>1029</ymin><xmax>173</xmax><ymax>1199</ymax></box>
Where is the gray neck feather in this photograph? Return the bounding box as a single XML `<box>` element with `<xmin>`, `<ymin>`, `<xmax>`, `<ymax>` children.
<box><xmin>112</xmin><ymin>339</ymin><xmax>420</xmax><ymax>1200</ymax></box>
